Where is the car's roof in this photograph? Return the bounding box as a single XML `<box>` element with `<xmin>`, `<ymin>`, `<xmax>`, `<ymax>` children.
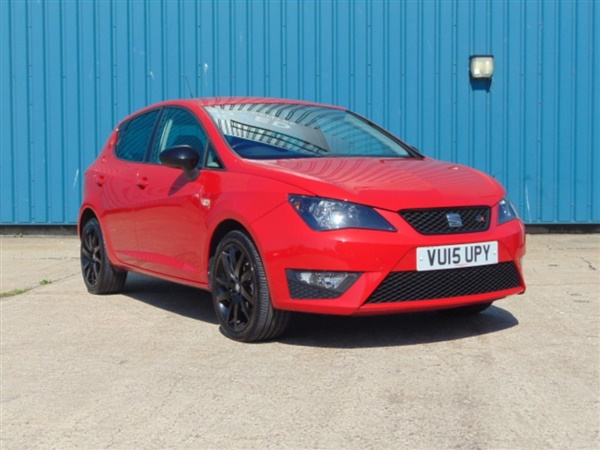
<box><xmin>117</xmin><ymin>97</ymin><xmax>346</xmax><ymax>133</ymax></box>
<box><xmin>160</xmin><ymin>97</ymin><xmax>345</xmax><ymax>110</ymax></box>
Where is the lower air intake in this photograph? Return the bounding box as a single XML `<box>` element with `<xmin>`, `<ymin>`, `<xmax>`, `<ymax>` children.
<box><xmin>366</xmin><ymin>262</ymin><xmax>521</xmax><ymax>304</ymax></box>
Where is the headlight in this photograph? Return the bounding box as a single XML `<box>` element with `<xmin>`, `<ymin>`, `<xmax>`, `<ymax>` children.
<box><xmin>498</xmin><ymin>196</ymin><xmax>519</xmax><ymax>225</ymax></box>
<box><xmin>288</xmin><ymin>195</ymin><xmax>396</xmax><ymax>231</ymax></box>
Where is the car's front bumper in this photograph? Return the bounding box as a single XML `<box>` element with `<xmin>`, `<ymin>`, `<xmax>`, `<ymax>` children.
<box><xmin>251</xmin><ymin>202</ymin><xmax>526</xmax><ymax>315</ymax></box>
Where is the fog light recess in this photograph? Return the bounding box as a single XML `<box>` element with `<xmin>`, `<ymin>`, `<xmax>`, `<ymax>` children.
<box><xmin>286</xmin><ymin>270</ymin><xmax>361</xmax><ymax>299</ymax></box>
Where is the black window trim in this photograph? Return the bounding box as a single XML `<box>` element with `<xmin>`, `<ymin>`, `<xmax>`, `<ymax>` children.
<box><xmin>143</xmin><ymin>107</ymin><xmax>165</xmax><ymax>163</ymax></box>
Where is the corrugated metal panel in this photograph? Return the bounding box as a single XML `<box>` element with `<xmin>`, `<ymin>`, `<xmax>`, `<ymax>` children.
<box><xmin>1</xmin><ymin>0</ymin><xmax>598</xmax><ymax>225</ymax></box>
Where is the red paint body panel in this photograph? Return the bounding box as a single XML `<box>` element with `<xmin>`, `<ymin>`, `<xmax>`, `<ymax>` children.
<box><xmin>79</xmin><ymin>97</ymin><xmax>526</xmax><ymax>316</ymax></box>
<box><xmin>251</xmin><ymin>158</ymin><xmax>503</xmax><ymax>210</ymax></box>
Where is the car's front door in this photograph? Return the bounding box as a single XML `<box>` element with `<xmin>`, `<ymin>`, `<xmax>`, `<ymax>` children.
<box><xmin>132</xmin><ymin>107</ymin><xmax>212</xmax><ymax>283</ymax></box>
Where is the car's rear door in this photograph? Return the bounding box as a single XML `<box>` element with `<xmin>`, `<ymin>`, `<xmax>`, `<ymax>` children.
<box><xmin>101</xmin><ymin>109</ymin><xmax>160</xmax><ymax>265</ymax></box>
<box><xmin>132</xmin><ymin>106</ymin><xmax>213</xmax><ymax>282</ymax></box>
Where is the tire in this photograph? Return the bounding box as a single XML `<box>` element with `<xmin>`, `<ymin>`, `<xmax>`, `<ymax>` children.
<box><xmin>211</xmin><ymin>230</ymin><xmax>290</xmax><ymax>342</ymax></box>
<box><xmin>80</xmin><ymin>218</ymin><xmax>127</xmax><ymax>295</ymax></box>
<box><xmin>440</xmin><ymin>302</ymin><xmax>493</xmax><ymax>316</ymax></box>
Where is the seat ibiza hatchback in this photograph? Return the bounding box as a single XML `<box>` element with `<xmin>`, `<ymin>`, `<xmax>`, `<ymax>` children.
<box><xmin>79</xmin><ymin>97</ymin><xmax>526</xmax><ymax>342</ymax></box>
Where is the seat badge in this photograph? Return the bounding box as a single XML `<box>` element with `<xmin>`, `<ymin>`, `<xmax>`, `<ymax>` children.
<box><xmin>446</xmin><ymin>212</ymin><xmax>463</xmax><ymax>228</ymax></box>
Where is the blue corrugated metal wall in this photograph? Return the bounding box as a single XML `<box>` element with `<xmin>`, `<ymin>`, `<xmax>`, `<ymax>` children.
<box><xmin>1</xmin><ymin>0</ymin><xmax>598</xmax><ymax>225</ymax></box>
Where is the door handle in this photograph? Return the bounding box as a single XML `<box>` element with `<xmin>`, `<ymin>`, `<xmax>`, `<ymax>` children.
<box><xmin>136</xmin><ymin>177</ymin><xmax>149</xmax><ymax>189</ymax></box>
<box><xmin>95</xmin><ymin>175</ymin><xmax>105</xmax><ymax>187</ymax></box>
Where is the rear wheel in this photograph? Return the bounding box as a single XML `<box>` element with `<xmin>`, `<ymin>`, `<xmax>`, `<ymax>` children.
<box><xmin>441</xmin><ymin>302</ymin><xmax>493</xmax><ymax>315</ymax></box>
<box><xmin>211</xmin><ymin>230</ymin><xmax>290</xmax><ymax>342</ymax></box>
<box><xmin>80</xmin><ymin>218</ymin><xmax>127</xmax><ymax>294</ymax></box>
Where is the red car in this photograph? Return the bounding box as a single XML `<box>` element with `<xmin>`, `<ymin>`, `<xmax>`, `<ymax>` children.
<box><xmin>79</xmin><ymin>97</ymin><xmax>526</xmax><ymax>342</ymax></box>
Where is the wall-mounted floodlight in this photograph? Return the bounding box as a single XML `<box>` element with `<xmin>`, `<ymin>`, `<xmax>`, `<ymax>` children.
<box><xmin>470</xmin><ymin>55</ymin><xmax>494</xmax><ymax>79</ymax></box>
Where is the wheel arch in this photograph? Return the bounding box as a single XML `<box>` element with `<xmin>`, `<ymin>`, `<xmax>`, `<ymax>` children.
<box><xmin>78</xmin><ymin>207</ymin><xmax>98</xmax><ymax>237</ymax></box>
<box><xmin>78</xmin><ymin>208</ymin><xmax>123</xmax><ymax>271</ymax></box>
<box><xmin>208</xmin><ymin>219</ymin><xmax>248</xmax><ymax>261</ymax></box>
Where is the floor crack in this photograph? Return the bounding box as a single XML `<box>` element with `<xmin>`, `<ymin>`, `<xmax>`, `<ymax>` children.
<box><xmin>580</xmin><ymin>257</ymin><xmax>597</xmax><ymax>271</ymax></box>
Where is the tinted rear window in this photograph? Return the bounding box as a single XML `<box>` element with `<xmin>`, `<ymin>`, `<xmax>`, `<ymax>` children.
<box><xmin>115</xmin><ymin>110</ymin><xmax>160</xmax><ymax>162</ymax></box>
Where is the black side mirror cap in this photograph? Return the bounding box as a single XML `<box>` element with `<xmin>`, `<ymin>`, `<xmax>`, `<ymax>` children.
<box><xmin>160</xmin><ymin>145</ymin><xmax>200</xmax><ymax>181</ymax></box>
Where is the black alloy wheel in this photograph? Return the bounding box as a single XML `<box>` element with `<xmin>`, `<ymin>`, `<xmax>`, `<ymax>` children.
<box><xmin>211</xmin><ymin>230</ymin><xmax>290</xmax><ymax>342</ymax></box>
<box><xmin>81</xmin><ymin>223</ymin><xmax>101</xmax><ymax>287</ymax></box>
<box><xmin>80</xmin><ymin>218</ymin><xmax>127</xmax><ymax>294</ymax></box>
<box><xmin>214</xmin><ymin>240</ymin><xmax>255</xmax><ymax>333</ymax></box>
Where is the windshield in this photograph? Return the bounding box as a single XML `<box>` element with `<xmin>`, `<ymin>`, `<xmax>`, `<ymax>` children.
<box><xmin>205</xmin><ymin>103</ymin><xmax>415</xmax><ymax>160</ymax></box>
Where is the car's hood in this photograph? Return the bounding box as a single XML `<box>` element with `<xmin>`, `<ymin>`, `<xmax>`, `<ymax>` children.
<box><xmin>247</xmin><ymin>157</ymin><xmax>504</xmax><ymax>210</ymax></box>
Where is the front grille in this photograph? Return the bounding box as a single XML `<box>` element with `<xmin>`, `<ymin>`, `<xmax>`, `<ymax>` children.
<box><xmin>400</xmin><ymin>207</ymin><xmax>491</xmax><ymax>235</ymax></box>
<box><xmin>287</xmin><ymin>279</ymin><xmax>341</xmax><ymax>299</ymax></box>
<box><xmin>365</xmin><ymin>262</ymin><xmax>521</xmax><ymax>304</ymax></box>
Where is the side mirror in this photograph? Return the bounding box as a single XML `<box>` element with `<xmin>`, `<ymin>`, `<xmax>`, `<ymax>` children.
<box><xmin>160</xmin><ymin>145</ymin><xmax>200</xmax><ymax>181</ymax></box>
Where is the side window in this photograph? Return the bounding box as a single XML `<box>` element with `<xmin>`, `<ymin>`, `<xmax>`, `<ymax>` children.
<box><xmin>151</xmin><ymin>108</ymin><xmax>208</xmax><ymax>166</ymax></box>
<box><xmin>205</xmin><ymin>142</ymin><xmax>224</xmax><ymax>169</ymax></box>
<box><xmin>115</xmin><ymin>110</ymin><xmax>159</xmax><ymax>162</ymax></box>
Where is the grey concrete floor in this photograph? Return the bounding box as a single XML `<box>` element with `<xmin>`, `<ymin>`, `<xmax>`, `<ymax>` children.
<box><xmin>1</xmin><ymin>234</ymin><xmax>599</xmax><ymax>449</ymax></box>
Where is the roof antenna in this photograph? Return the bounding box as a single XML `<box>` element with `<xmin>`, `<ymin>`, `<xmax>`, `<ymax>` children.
<box><xmin>182</xmin><ymin>75</ymin><xmax>195</xmax><ymax>98</ymax></box>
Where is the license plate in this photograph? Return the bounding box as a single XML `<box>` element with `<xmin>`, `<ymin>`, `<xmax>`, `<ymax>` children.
<box><xmin>416</xmin><ymin>241</ymin><xmax>498</xmax><ymax>272</ymax></box>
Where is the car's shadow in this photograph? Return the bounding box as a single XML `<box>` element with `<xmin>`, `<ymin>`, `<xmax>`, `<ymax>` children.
<box><xmin>281</xmin><ymin>308</ymin><xmax>518</xmax><ymax>348</ymax></box>
<box><xmin>121</xmin><ymin>274</ymin><xmax>519</xmax><ymax>348</ymax></box>
<box><xmin>122</xmin><ymin>273</ymin><xmax>218</xmax><ymax>325</ymax></box>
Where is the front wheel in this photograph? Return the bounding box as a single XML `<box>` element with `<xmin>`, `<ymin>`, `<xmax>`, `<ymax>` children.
<box><xmin>80</xmin><ymin>218</ymin><xmax>127</xmax><ymax>294</ymax></box>
<box><xmin>211</xmin><ymin>230</ymin><xmax>290</xmax><ymax>342</ymax></box>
